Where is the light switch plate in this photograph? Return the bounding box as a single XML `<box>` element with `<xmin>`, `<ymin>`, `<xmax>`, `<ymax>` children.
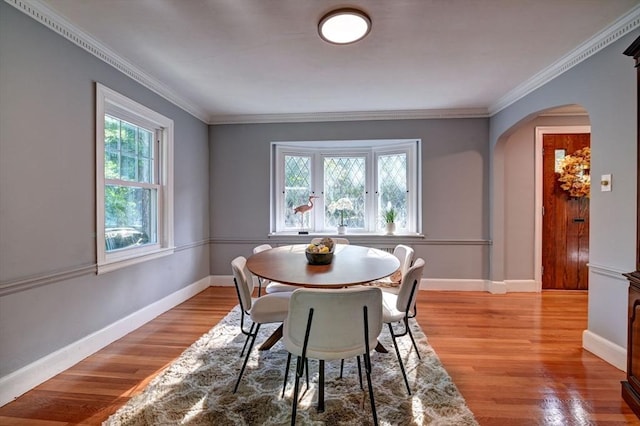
<box><xmin>601</xmin><ymin>174</ymin><xmax>612</xmax><ymax>192</ymax></box>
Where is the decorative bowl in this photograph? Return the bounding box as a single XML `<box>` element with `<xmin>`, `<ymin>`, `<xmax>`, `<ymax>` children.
<box><xmin>305</xmin><ymin>250</ymin><xmax>334</xmax><ymax>265</ymax></box>
<box><xmin>305</xmin><ymin>237</ymin><xmax>335</xmax><ymax>265</ymax></box>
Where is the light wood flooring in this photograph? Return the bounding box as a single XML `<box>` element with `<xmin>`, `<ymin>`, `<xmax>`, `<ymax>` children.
<box><xmin>0</xmin><ymin>286</ymin><xmax>638</xmax><ymax>425</ymax></box>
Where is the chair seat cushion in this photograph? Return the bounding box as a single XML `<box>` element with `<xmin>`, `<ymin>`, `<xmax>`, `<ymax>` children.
<box><xmin>265</xmin><ymin>282</ymin><xmax>297</xmax><ymax>293</ymax></box>
<box><xmin>381</xmin><ymin>285</ymin><xmax>400</xmax><ymax>295</ymax></box>
<box><xmin>250</xmin><ymin>292</ymin><xmax>291</xmax><ymax>323</ymax></box>
<box><xmin>367</xmin><ymin>269</ymin><xmax>402</xmax><ymax>288</ymax></box>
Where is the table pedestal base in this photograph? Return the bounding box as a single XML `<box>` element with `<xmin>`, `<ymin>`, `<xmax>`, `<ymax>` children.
<box><xmin>259</xmin><ymin>324</ymin><xmax>283</xmax><ymax>350</ymax></box>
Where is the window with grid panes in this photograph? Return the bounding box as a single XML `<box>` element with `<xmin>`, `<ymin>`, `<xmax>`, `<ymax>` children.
<box><xmin>96</xmin><ymin>83</ymin><xmax>174</xmax><ymax>273</ymax></box>
<box><xmin>272</xmin><ymin>140</ymin><xmax>420</xmax><ymax>234</ymax></box>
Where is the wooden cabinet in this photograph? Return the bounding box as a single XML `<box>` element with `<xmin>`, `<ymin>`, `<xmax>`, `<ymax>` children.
<box><xmin>623</xmin><ymin>35</ymin><xmax>640</xmax><ymax>418</ymax></box>
<box><xmin>624</xmin><ymin>276</ymin><xmax>640</xmax><ymax>416</ymax></box>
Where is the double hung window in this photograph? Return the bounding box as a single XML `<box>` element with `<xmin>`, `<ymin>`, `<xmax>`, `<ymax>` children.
<box><xmin>96</xmin><ymin>84</ymin><xmax>174</xmax><ymax>273</ymax></box>
<box><xmin>272</xmin><ymin>139</ymin><xmax>420</xmax><ymax>234</ymax></box>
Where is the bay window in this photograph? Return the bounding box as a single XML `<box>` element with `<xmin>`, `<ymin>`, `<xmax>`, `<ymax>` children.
<box><xmin>272</xmin><ymin>139</ymin><xmax>420</xmax><ymax>234</ymax></box>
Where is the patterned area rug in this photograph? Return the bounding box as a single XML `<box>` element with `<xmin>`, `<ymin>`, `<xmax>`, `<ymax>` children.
<box><xmin>104</xmin><ymin>306</ymin><xmax>477</xmax><ymax>425</ymax></box>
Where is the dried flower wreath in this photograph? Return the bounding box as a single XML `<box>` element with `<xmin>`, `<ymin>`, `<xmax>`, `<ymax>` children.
<box><xmin>557</xmin><ymin>147</ymin><xmax>590</xmax><ymax>198</ymax></box>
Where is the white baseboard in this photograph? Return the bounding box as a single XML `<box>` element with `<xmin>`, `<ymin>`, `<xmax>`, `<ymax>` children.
<box><xmin>486</xmin><ymin>281</ymin><xmax>507</xmax><ymax>294</ymax></box>
<box><xmin>0</xmin><ymin>276</ymin><xmax>212</xmax><ymax>407</ymax></box>
<box><xmin>421</xmin><ymin>279</ymin><xmax>536</xmax><ymax>293</ymax></box>
<box><xmin>582</xmin><ymin>329</ymin><xmax>627</xmax><ymax>372</ymax></box>
<box><xmin>210</xmin><ymin>275</ymin><xmax>235</xmax><ymax>286</ymax></box>
<box><xmin>504</xmin><ymin>279</ymin><xmax>538</xmax><ymax>292</ymax></box>
<box><xmin>421</xmin><ymin>278</ymin><xmax>488</xmax><ymax>292</ymax></box>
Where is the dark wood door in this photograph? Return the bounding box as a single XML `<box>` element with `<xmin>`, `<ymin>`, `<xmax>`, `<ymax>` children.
<box><xmin>542</xmin><ymin>133</ymin><xmax>590</xmax><ymax>290</ymax></box>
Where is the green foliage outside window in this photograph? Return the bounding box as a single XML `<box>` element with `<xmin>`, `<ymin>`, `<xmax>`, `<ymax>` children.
<box><xmin>104</xmin><ymin>115</ymin><xmax>156</xmax><ymax>250</ymax></box>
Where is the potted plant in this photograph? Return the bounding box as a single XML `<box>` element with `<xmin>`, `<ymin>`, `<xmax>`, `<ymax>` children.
<box><xmin>383</xmin><ymin>207</ymin><xmax>397</xmax><ymax>235</ymax></box>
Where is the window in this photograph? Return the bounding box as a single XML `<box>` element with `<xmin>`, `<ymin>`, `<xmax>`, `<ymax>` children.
<box><xmin>272</xmin><ymin>139</ymin><xmax>420</xmax><ymax>234</ymax></box>
<box><xmin>96</xmin><ymin>83</ymin><xmax>174</xmax><ymax>273</ymax></box>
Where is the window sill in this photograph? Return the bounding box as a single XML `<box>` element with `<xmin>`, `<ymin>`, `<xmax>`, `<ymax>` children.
<box><xmin>97</xmin><ymin>246</ymin><xmax>175</xmax><ymax>274</ymax></box>
<box><xmin>267</xmin><ymin>232</ymin><xmax>424</xmax><ymax>245</ymax></box>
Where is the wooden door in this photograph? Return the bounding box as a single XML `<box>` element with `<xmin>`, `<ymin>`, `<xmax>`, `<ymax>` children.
<box><xmin>542</xmin><ymin>133</ymin><xmax>590</xmax><ymax>290</ymax></box>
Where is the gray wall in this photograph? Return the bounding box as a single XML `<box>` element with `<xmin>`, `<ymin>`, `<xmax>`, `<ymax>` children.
<box><xmin>490</xmin><ymin>30</ymin><xmax>639</xmax><ymax>348</ymax></box>
<box><xmin>0</xmin><ymin>2</ymin><xmax>210</xmax><ymax>376</ymax></box>
<box><xmin>208</xmin><ymin>119</ymin><xmax>490</xmax><ymax>280</ymax></box>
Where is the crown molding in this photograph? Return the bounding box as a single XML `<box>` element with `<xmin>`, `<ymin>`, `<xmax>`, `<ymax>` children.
<box><xmin>6</xmin><ymin>0</ymin><xmax>639</xmax><ymax>125</ymax></box>
<box><xmin>209</xmin><ymin>108</ymin><xmax>490</xmax><ymax>125</ymax></box>
<box><xmin>489</xmin><ymin>4</ymin><xmax>640</xmax><ymax>116</ymax></box>
<box><xmin>4</xmin><ymin>0</ymin><xmax>210</xmax><ymax>123</ymax></box>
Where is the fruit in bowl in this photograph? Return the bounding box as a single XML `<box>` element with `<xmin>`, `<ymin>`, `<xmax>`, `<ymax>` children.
<box><xmin>305</xmin><ymin>238</ymin><xmax>334</xmax><ymax>264</ymax></box>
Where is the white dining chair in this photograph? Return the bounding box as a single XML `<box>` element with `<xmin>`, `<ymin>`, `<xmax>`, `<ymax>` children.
<box><xmin>392</xmin><ymin>244</ymin><xmax>414</xmax><ymax>280</ymax></box>
<box><xmin>253</xmin><ymin>244</ymin><xmax>297</xmax><ymax>294</ymax></box>
<box><xmin>382</xmin><ymin>257</ymin><xmax>425</xmax><ymax>395</ymax></box>
<box><xmin>283</xmin><ymin>287</ymin><xmax>383</xmax><ymax>426</ymax></box>
<box><xmin>231</xmin><ymin>256</ymin><xmax>291</xmax><ymax>393</ymax></box>
<box><xmin>368</xmin><ymin>244</ymin><xmax>414</xmax><ymax>290</ymax></box>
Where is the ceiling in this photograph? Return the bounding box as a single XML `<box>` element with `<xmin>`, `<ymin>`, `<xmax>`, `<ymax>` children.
<box><xmin>23</xmin><ymin>0</ymin><xmax>640</xmax><ymax>123</ymax></box>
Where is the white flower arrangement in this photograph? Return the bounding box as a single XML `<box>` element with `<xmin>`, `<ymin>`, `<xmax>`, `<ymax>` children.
<box><xmin>328</xmin><ymin>197</ymin><xmax>353</xmax><ymax>226</ymax></box>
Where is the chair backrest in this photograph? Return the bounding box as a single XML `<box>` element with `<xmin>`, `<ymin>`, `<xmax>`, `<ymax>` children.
<box><xmin>252</xmin><ymin>244</ymin><xmax>273</xmax><ymax>288</ymax></box>
<box><xmin>396</xmin><ymin>258</ymin><xmax>425</xmax><ymax>314</ymax></box>
<box><xmin>253</xmin><ymin>243</ymin><xmax>272</xmax><ymax>254</ymax></box>
<box><xmin>231</xmin><ymin>256</ymin><xmax>254</xmax><ymax>313</ymax></box>
<box><xmin>392</xmin><ymin>244</ymin><xmax>414</xmax><ymax>277</ymax></box>
<box><xmin>284</xmin><ymin>287</ymin><xmax>382</xmax><ymax>360</ymax></box>
<box><xmin>310</xmin><ymin>237</ymin><xmax>350</xmax><ymax>245</ymax></box>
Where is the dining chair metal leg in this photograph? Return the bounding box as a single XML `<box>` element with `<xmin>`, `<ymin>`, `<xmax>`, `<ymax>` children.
<box><xmin>388</xmin><ymin>322</ymin><xmax>411</xmax><ymax>395</ymax></box>
<box><xmin>283</xmin><ymin>354</ymin><xmax>310</xmax><ymax>398</ymax></box>
<box><xmin>291</xmin><ymin>355</ymin><xmax>303</xmax><ymax>426</ymax></box>
<box><xmin>239</xmin><ymin>322</ymin><xmax>256</xmax><ymax>357</ymax></box>
<box><xmin>290</xmin><ymin>309</ymin><xmax>314</xmax><ymax>426</ymax></box>
<box><xmin>282</xmin><ymin>353</ymin><xmax>292</xmax><ymax>397</ymax></box>
<box><xmin>364</xmin><ymin>351</ymin><xmax>378</xmax><ymax>426</ymax></box>
<box><xmin>339</xmin><ymin>358</ymin><xmax>364</xmax><ymax>390</ymax></box>
<box><xmin>363</xmin><ymin>306</ymin><xmax>378</xmax><ymax>426</ymax></box>
<box><xmin>405</xmin><ymin>318</ymin><xmax>421</xmax><ymax>359</ymax></box>
<box><xmin>318</xmin><ymin>359</ymin><xmax>325</xmax><ymax>412</ymax></box>
<box><xmin>233</xmin><ymin>323</ymin><xmax>261</xmax><ymax>393</ymax></box>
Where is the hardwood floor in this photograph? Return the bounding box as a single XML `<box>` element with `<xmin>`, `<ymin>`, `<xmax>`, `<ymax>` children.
<box><xmin>0</xmin><ymin>287</ymin><xmax>638</xmax><ymax>425</ymax></box>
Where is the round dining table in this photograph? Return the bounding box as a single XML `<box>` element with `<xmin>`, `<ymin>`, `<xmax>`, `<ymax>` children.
<box><xmin>246</xmin><ymin>243</ymin><xmax>400</xmax><ymax>351</ymax></box>
<box><xmin>247</xmin><ymin>243</ymin><xmax>400</xmax><ymax>287</ymax></box>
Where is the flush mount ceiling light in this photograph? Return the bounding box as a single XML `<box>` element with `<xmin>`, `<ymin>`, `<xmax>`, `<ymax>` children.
<box><xmin>318</xmin><ymin>8</ymin><xmax>371</xmax><ymax>45</ymax></box>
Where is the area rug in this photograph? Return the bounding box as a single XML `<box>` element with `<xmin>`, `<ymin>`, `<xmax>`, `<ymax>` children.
<box><xmin>104</xmin><ymin>306</ymin><xmax>477</xmax><ymax>425</ymax></box>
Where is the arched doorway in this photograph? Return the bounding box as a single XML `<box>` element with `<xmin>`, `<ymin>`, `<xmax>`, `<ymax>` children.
<box><xmin>493</xmin><ymin>104</ymin><xmax>590</xmax><ymax>292</ymax></box>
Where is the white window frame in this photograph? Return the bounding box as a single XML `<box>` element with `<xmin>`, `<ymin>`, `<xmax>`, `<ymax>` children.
<box><xmin>96</xmin><ymin>83</ymin><xmax>174</xmax><ymax>274</ymax></box>
<box><xmin>271</xmin><ymin>139</ymin><xmax>421</xmax><ymax>234</ymax></box>
<box><xmin>374</xmin><ymin>145</ymin><xmax>418</xmax><ymax>233</ymax></box>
